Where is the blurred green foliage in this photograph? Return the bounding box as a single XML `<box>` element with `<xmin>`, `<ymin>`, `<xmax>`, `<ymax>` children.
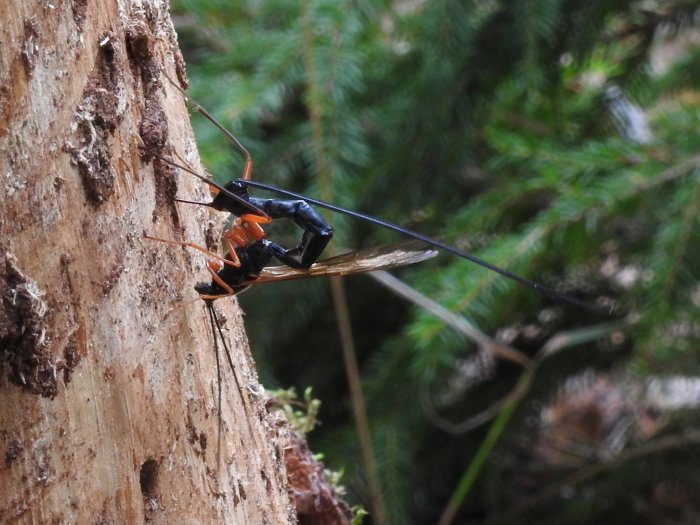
<box><xmin>171</xmin><ymin>1</ymin><xmax>700</xmax><ymax>523</ymax></box>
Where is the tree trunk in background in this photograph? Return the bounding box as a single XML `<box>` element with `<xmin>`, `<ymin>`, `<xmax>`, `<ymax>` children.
<box><xmin>0</xmin><ymin>1</ymin><xmax>296</xmax><ymax>523</ymax></box>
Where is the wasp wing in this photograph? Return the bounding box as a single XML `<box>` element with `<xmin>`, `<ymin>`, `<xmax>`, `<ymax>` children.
<box><xmin>250</xmin><ymin>240</ymin><xmax>438</xmax><ymax>285</ymax></box>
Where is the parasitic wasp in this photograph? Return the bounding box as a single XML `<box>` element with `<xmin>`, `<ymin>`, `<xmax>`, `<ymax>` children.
<box><xmin>151</xmin><ymin>71</ymin><xmax>605</xmax><ymax>314</ymax></box>
<box><xmin>144</xmin><ymin>69</ymin><xmax>608</xmax><ymax>461</ymax></box>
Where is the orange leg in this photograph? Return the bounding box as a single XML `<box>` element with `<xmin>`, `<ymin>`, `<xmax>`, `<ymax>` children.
<box><xmin>243</xmin><ymin>222</ymin><xmax>266</xmax><ymax>240</ymax></box>
<box><xmin>197</xmin><ymin>261</ymin><xmax>236</xmax><ymax>301</ymax></box>
<box><xmin>223</xmin><ymin>222</ymin><xmax>249</xmax><ymax>247</ymax></box>
<box><xmin>221</xmin><ymin>215</ymin><xmax>270</xmax><ymax>248</ymax></box>
<box><xmin>144</xmin><ymin>235</ymin><xmax>242</xmax><ymax>268</ymax></box>
<box><xmin>239</xmin><ymin>213</ymin><xmax>272</xmax><ymax>224</ymax></box>
<box><xmin>239</xmin><ymin>213</ymin><xmax>271</xmax><ymax>241</ymax></box>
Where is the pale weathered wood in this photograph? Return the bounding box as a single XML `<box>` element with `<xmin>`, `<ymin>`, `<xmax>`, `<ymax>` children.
<box><xmin>0</xmin><ymin>1</ymin><xmax>296</xmax><ymax>523</ymax></box>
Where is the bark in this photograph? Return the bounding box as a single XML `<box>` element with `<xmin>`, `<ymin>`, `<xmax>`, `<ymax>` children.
<box><xmin>0</xmin><ymin>1</ymin><xmax>297</xmax><ymax>523</ymax></box>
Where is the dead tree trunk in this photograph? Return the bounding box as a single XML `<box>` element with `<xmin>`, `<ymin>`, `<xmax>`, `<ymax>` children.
<box><xmin>0</xmin><ymin>1</ymin><xmax>296</xmax><ymax>523</ymax></box>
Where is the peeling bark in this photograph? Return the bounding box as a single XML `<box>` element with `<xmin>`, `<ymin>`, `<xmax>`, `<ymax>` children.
<box><xmin>0</xmin><ymin>1</ymin><xmax>296</xmax><ymax>523</ymax></box>
<box><xmin>285</xmin><ymin>431</ymin><xmax>354</xmax><ymax>525</ymax></box>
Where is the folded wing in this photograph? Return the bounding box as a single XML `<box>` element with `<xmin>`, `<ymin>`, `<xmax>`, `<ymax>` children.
<box><xmin>251</xmin><ymin>240</ymin><xmax>438</xmax><ymax>285</ymax></box>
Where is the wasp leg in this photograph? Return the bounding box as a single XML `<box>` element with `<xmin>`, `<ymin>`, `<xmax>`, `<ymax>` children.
<box><xmin>195</xmin><ymin>240</ymin><xmax>279</xmax><ymax>298</ymax></box>
<box><xmin>144</xmin><ymin>235</ymin><xmax>242</xmax><ymax>268</ymax></box>
<box><xmin>196</xmin><ymin>261</ymin><xmax>237</xmax><ymax>301</ymax></box>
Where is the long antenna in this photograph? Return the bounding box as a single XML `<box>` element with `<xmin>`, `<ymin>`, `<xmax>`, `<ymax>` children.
<box><xmin>163</xmin><ymin>71</ymin><xmax>254</xmax><ymax>180</ymax></box>
<box><xmin>239</xmin><ymin>179</ymin><xmax>609</xmax><ymax>314</ymax></box>
<box><xmin>153</xmin><ymin>153</ymin><xmax>269</xmax><ymax>219</ymax></box>
<box><xmin>160</xmin><ymin>71</ymin><xmax>607</xmax><ymax>314</ymax></box>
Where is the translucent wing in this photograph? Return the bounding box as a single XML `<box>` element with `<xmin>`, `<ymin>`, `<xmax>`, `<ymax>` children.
<box><xmin>250</xmin><ymin>240</ymin><xmax>438</xmax><ymax>285</ymax></box>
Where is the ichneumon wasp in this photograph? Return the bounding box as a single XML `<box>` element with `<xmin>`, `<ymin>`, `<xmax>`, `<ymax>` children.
<box><xmin>144</xmin><ymin>72</ymin><xmax>442</xmax><ymax>460</ymax></box>
<box><xmin>143</xmin><ymin>68</ymin><xmax>608</xmax><ymax>474</ymax></box>
<box><xmin>144</xmin><ymin>71</ymin><xmax>608</xmax><ymax>386</ymax></box>
<box><xmin>146</xmin><ymin>71</ymin><xmax>446</xmax><ymax>302</ymax></box>
<box><xmin>149</xmin><ymin>71</ymin><xmax>605</xmax><ymax>314</ymax></box>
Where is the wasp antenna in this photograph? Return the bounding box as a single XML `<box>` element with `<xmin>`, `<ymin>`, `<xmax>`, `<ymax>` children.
<box><xmin>239</xmin><ymin>179</ymin><xmax>610</xmax><ymax>315</ymax></box>
<box><xmin>174</xmin><ymin>198</ymin><xmax>213</xmax><ymax>207</ymax></box>
<box><xmin>162</xmin><ymin>70</ymin><xmax>254</xmax><ymax>181</ymax></box>
<box><xmin>152</xmin><ymin>153</ymin><xmax>268</xmax><ymax>218</ymax></box>
<box><xmin>153</xmin><ymin>152</ymin><xmax>222</xmax><ymax>190</ymax></box>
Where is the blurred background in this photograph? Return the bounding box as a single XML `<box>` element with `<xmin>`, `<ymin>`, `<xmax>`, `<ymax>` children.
<box><xmin>171</xmin><ymin>1</ymin><xmax>700</xmax><ymax>523</ymax></box>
